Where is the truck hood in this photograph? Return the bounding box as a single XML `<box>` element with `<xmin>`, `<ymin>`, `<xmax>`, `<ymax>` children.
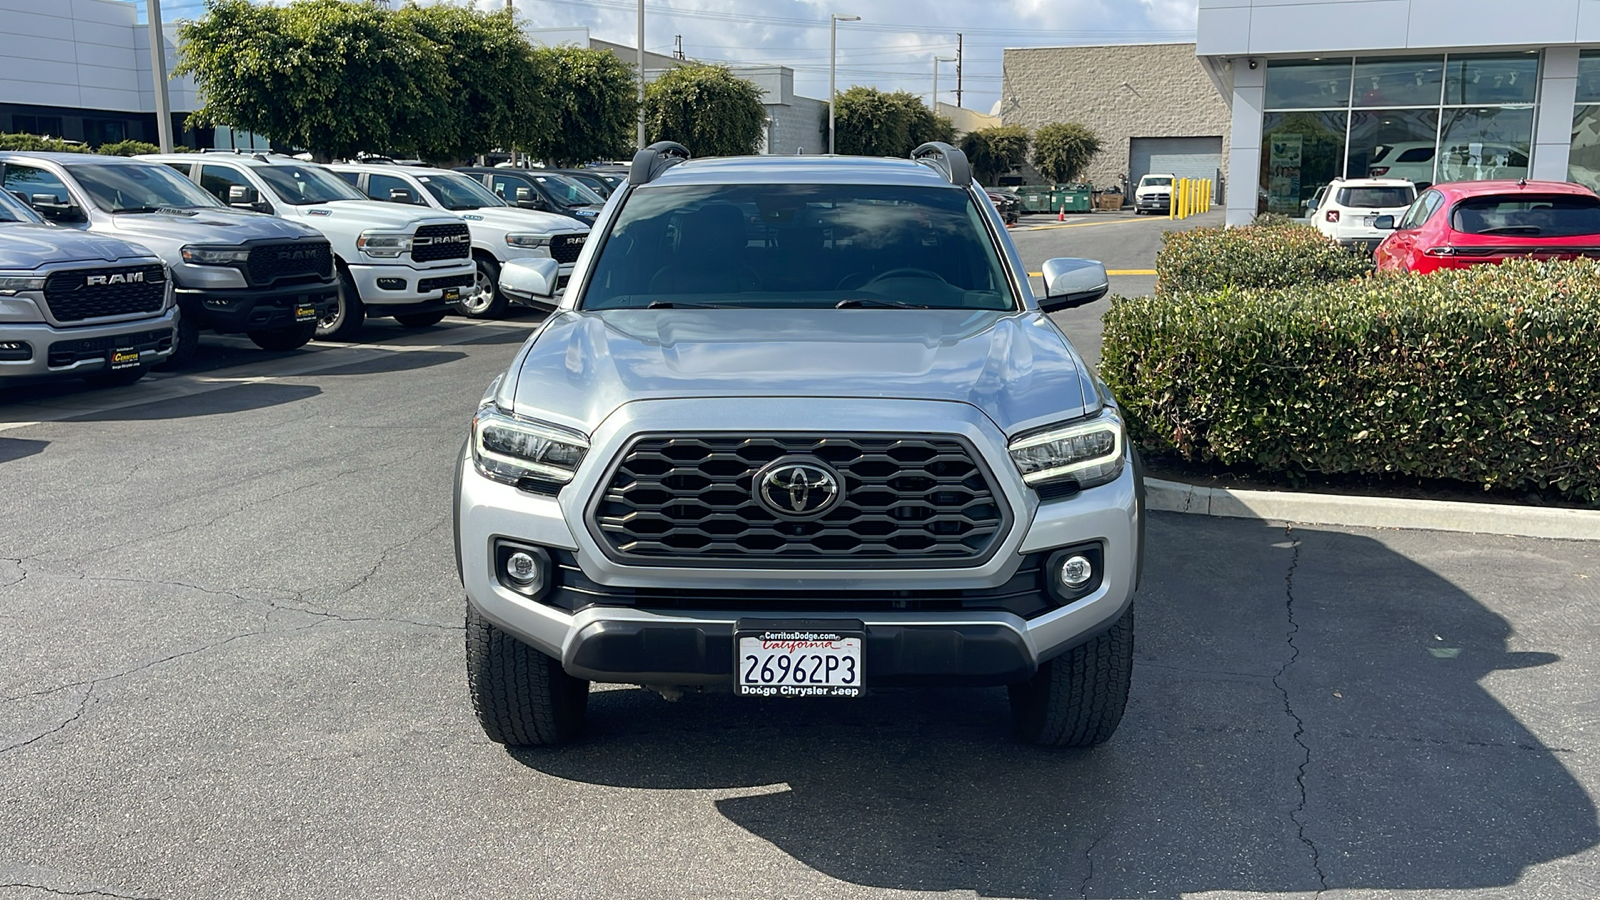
<box><xmin>0</xmin><ymin>223</ymin><xmax>156</xmax><ymax>270</ymax></box>
<box><xmin>458</xmin><ymin>206</ymin><xmax>586</xmax><ymax>234</ymax></box>
<box><xmin>109</xmin><ymin>208</ymin><xmax>321</xmax><ymax>243</ymax></box>
<box><xmin>509</xmin><ymin>308</ymin><xmax>1092</xmax><ymax>436</ymax></box>
<box><xmin>282</xmin><ymin>200</ymin><xmax>459</xmax><ymax>230</ymax></box>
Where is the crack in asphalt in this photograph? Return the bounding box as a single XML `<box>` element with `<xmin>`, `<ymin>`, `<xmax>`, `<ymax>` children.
<box><xmin>1</xmin><ymin>557</ymin><xmax>28</xmax><ymax>590</ymax></box>
<box><xmin>0</xmin><ymin>881</ymin><xmax>163</xmax><ymax>899</ymax></box>
<box><xmin>1272</xmin><ymin>524</ymin><xmax>1327</xmax><ymax>894</ymax></box>
<box><xmin>1078</xmin><ymin>833</ymin><xmax>1102</xmax><ymax>899</ymax></box>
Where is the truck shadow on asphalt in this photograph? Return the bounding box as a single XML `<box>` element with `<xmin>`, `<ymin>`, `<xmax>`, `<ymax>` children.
<box><xmin>511</xmin><ymin>515</ymin><xmax>1596</xmax><ymax>898</ymax></box>
<box><xmin>64</xmin><ymin>383</ymin><xmax>321</xmax><ymax>421</ymax></box>
<box><xmin>0</xmin><ymin>437</ymin><xmax>47</xmax><ymax>464</ymax></box>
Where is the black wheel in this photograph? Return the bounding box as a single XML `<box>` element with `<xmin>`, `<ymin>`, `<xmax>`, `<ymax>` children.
<box><xmin>82</xmin><ymin>364</ymin><xmax>149</xmax><ymax>388</ymax></box>
<box><xmin>315</xmin><ymin>269</ymin><xmax>365</xmax><ymax>342</ymax></box>
<box><xmin>1010</xmin><ymin>604</ymin><xmax>1133</xmax><ymax>747</ymax></box>
<box><xmin>154</xmin><ymin>315</ymin><xmax>200</xmax><ymax>370</ymax></box>
<box><xmin>395</xmin><ymin>310</ymin><xmax>447</xmax><ymax>328</ymax></box>
<box><xmin>455</xmin><ymin>256</ymin><xmax>508</xmax><ymax>319</ymax></box>
<box><xmin>466</xmin><ymin>602</ymin><xmax>589</xmax><ymax>746</ymax></box>
<box><xmin>247</xmin><ymin>321</ymin><xmax>315</xmax><ymax>352</ymax></box>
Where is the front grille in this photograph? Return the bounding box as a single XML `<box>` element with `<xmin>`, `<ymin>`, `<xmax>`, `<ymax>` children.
<box><xmin>590</xmin><ymin>434</ymin><xmax>1010</xmax><ymax>568</ymax></box>
<box><xmin>550</xmin><ymin>233</ymin><xmax>586</xmax><ymax>263</ymax></box>
<box><xmin>47</xmin><ymin>327</ymin><xmax>172</xmax><ymax>368</ymax></box>
<box><xmin>41</xmin><ymin>265</ymin><xmax>166</xmax><ymax>323</ymax></box>
<box><xmin>246</xmin><ymin>241</ymin><xmax>331</xmax><ymax>286</ymax></box>
<box><xmin>411</xmin><ymin>222</ymin><xmax>471</xmax><ymax>262</ymax></box>
<box><xmin>418</xmin><ymin>273</ymin><xmax>475</xmax><ymax>293</ymax></box>
<box><xmin>546</xmin><ymin>550</ymin><xmax>1052</xmax><ymax>617</ymax></box>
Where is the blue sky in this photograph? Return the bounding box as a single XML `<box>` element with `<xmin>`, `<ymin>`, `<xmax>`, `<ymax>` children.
<box><xmin>147</xmin><ymin>0</ymin><xmax>1201</xmax><ymax>115</ymax></box>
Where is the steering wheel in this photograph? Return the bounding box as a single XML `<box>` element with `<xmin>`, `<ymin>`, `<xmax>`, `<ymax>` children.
<box><xmin>838</xmin><ymin>267</ymin><xmax>950</xmax><ymax>290</ymax></box>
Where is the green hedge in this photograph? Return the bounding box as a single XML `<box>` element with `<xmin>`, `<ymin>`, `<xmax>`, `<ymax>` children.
<box><xmin>1102</xmin><ymin>260</ymin><xmax>1600</xmax><ymax>504</ymax></box>
<box><xmin>0</xmin><ymin>133</ymin><xmax>88</xmax><ymax>153</ymax></box>
<box><xmin>95</xmin><ymin>139</ymin><xmax>165</xmax><ymax>157</ymax></box>
<box><xmin>1156</xmin><ymin>222</ymin><xmax>1373</xmax><ymax>295</ymax></box>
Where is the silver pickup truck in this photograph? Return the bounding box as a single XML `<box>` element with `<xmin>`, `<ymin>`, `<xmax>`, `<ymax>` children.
<box><xmin>454</xmin><ymin>144</ymin><xmax>1143</xmax><ymax>747</ymax></box>
<box><xmin>0</xmin><ymin>187</ymin><xmax>174</xmax><ymax>385</ymax></box>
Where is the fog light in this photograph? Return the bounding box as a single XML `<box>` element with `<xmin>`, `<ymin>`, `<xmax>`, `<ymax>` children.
<box><xmin>506</xmin><ymin>551</ymin><xmax>541</xmax><ymax>586</ymax></box>
<box><xmin>1059</xmin><ymin>555</ymin><xmax>1093</xmax><ymax>589</ymax></box>
<box><xmin>0</xmin><ymin>340</ymin><xmax>31</xmax><ymax>361</ymax></box>
<box><xmin>376</xmin><ymin>277</ymin><xmax>406</xmax><ymax>291</ymax></box>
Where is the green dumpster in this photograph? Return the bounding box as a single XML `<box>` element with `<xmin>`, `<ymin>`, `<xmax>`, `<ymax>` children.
<box><xmin>1056</xmin><ymin>182</ymin><xmax>1093</xmax><ymax>213</ymax></box>
<box><xmin>1018</xmin><ymin>186</ymin><xmax>1054</xmax><ymax>214</ymax></box>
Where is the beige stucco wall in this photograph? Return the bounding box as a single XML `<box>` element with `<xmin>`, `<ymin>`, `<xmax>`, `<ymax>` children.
<box><xmin>1001</xmin><ymin>43</ymin><xmax>1232</xmax><ymax>189</ymax></box>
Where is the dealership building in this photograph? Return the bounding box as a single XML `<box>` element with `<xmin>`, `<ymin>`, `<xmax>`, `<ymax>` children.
<box><xmin>1198</xmin><ymin>0</ymin><xmax>1600</xmax><ymax>225</ymax></box>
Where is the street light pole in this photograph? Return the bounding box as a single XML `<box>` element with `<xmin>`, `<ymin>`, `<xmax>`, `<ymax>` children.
<box><xmin>828</xmin><ymin>13</ymin><xmax>859</xmax><ymax>155</ymax></box>
<box><xmin>636</xmin><ymin>0</ymin><xmax>646</xmax><ymax>150</ymax></box>
<box><xmin>145</xmin><ymin>0</ymin><xmax>173</xmax><ymax>152</ymax></box>
<box><xmin>933</xmin><ymin>56</ymin><xmax>955</xmax><ymax>117</ymax></box>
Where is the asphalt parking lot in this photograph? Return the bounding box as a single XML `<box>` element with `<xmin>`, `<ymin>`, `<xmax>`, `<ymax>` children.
<box><xmin>2</xmin><ymin>314</ymin><xmax>1597</xmax><ymax>900</ymax></box>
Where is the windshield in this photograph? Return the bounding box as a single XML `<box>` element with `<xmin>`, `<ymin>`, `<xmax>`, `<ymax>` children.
<box><xmin>1451</xmin><ymin>195</ymin><xmax>1600</xmax><ymax>238</ymax></box>
<box><xmin>581</xmin><ymin>183</ymin><xmax>1016</xmax><ymax>311</ymax></box>
<box><xmin>1337</xmin><ymin>186</ymin><xmax>1415</xmax><ymax>208</ymax></box>
<box><xmin>1141</xmin><ymin>177</ymin><xmax>1172</xmax><ymax>188</ymax></box>
<box><xmin>255</xmin><ymin>164</ymin><xmax>366</xmax><ymax>205</ymax></box>
<box><xmin>71</xmin><ymin>163</ymin><xmax>222</xmax><ymax>213</ymax></box>
<box><xmin>541</xmin><ymin>173</ymin><xmax>605</xmax><ymax>206</ymax></box>
<box><xmin>419</xmin><ymin>172</ymin><xmax>504</xmax><ymax>210</ymax></box>
<box><xmin>0</xmin><ymin>188</ymin><xmax>43</xmax><ymax>224</ymax></box>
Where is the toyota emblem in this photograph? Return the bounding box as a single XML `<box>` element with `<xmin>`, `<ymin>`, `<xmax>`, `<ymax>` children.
<box><xmin>753</xmin><ymin>458</ymin><xmax>842</xmax><ymax>519</ymax></box>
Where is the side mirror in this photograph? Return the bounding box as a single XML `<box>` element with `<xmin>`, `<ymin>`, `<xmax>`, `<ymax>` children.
<box><xmin>1038</xmin><ymin>258</ymin><xmax>1109</xmax><ymax>313</ymax></box>
<box><xmin>514</xmin><ymin>186</ymin><xmax>546</xmax><ymax>209</ymax></box>
<box><xmin>226</xmin><ymin>184</ymin><xmax>260</xmax><ymax>208</ymax></box>
<box><xmin>31</xmin><ymin>195</ymin><xmax>84</xmax><ymax>223</ymax></box>
<box><xmin>1373</xmin><ymin>215</ymin><xmax>1397</xmax><ymax>230</ymax></box>
<box><xmin>388</xmin><ymin>188</ymin><xmax>414</xmax><ymax>204</ymax></box>
<box><xmin>498</xmin><ymin>257</ymin><xmax>561</xmax><ymax>303</ymax></box>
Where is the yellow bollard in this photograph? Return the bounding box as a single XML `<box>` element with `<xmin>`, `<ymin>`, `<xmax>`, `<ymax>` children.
<box><xmin>1169</xmin><ymin>180</ymin><xmax>1176</xmax><ymax>220</ymax></box>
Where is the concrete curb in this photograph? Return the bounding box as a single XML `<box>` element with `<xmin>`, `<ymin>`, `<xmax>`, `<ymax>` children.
<box><xmin>1146</xmin><ymin>478</ymin><xmax>1600</xmax><ymax>542</ymax></box>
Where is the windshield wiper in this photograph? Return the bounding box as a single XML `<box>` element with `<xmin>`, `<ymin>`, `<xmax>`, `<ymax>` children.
<box><xmin>836</xmin><ymin>297</ymin><xmax>919</xmax><ymax>309</ymax></box>
<box><xmin>647</xmin><ymin>300</ymin><xmax>726</xmax><ymax>309</ymax></box>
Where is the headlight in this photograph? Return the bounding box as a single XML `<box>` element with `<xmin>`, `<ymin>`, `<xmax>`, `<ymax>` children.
<box><xmin>1008</xmin><ymin>408</ymin><xmax>1126</xmax><ymax>490</ymax></box>
<box><xmin>471</xmin><ymin>407</ymin><xmax>588</xmax><ymax>488</ymax></box>
<box><xmin>357</xmin><ymin>232</ymin><xmax>413</xmax><ymax>258</ymax></box>
<box><xmin>0</xmin><ymin>275</ymin><xmax>46</xmax><ymax>294</ymax></box>
<box><xmin>179</xmin><ymin>246</ymin><xmax>250</xmax><ymax>265</ymax></box>
<box><xmin>505</xmin><ymin>233</ymin><xmax>550</xmax><ymax>249</ymax></box>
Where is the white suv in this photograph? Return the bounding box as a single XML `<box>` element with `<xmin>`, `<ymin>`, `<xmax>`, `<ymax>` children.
<box><xmin>1311</xmin><ymin>177</ymin><xmax>1417</xmax><ymax>255</ymax></box>
<box><xmin>330</xmin><ymin>163</ymin><xmax>589</xmax><ymax>319</ymax></box>
<box><xmin>142</xmin><ymin>152</ymin><xmax>477</xmax><ymax>340</ymax></box>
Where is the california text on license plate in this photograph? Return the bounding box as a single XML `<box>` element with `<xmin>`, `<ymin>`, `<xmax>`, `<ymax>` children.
<box><xmin>738</xmin><ymin>629</ymin><xmax>863</xmax><ymax>698</ymax></box>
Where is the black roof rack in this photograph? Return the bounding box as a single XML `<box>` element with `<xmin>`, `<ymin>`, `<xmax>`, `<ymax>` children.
<box><xmin>629</xmin><ymin>141</ymin><xmax>691</xmax><ymax>185</ymax></box>
<box><xmin>910</xmin><ymin>142</ymin><xmax>972</xmax><ymax>188</ymax></box>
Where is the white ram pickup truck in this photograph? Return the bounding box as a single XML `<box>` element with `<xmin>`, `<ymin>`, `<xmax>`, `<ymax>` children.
<box><xmin>329</xmin><ymin>163</ymin><xmax>589</xmax><ymax>319</ymax></box>
<box><xmin>142</xmin><ymin>152</ymin><xmax>477</xmax><ymax>340</ymax></box>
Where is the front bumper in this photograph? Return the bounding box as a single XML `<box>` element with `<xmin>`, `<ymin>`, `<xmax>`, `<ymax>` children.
<box><xmin>175</xmin><ymin>282</ymin><xmax>337</xmax><ymax>333</ymax></box>
<box><xmin>347</xmin><ymin>260</ymin><xmax>476</xmax><ymax>315</ymax></box>
<box><xmin>0</xmin><ymin>308</ymin><xmax>177</xmax><ymax>378</ymax></box>
<box><xmin>1136</xmin><ymin>195</ymin><xmax>1170</xmax><ymax>211</ymax></box>
<box><xmin>456</xmin><ymin>398</ymin><xmax>1142</xmax><ymax>687</ymax></box>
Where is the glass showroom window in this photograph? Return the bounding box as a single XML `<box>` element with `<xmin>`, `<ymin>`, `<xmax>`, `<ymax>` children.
<box><xmin>1261</xmin><ymin>111</ymin><xmax>1348</xmax><ymax>215</ymax></box>
<box><xmin>1569</xmin><ymin>51</ymin><xmax>1600</xmax><ymax>192</ymax></box>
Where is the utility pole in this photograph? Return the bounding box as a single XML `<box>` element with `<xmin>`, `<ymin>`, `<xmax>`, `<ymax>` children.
<box><xmin>955</xmin><ymin>33</ymin><xmax>963</xmax><ymax>109</ymax></box>
<box><xmin>674</xmin><ymin>34</ymin><xmax>684</xmax><ymax>60</ymax></box>
<box><xmin>146</xmin><ymin>0</ymin><xmax>174</xmax><ymax>152</ymax></box>
<box><xmin>828</xmin><ymin>13</ymin><xmax>860</xmax><ymax>155</ymax></box>
<box><xmin>636</xmin><ymin>0</ymin><xmax>646</xmax><ymax>150</ymax></box>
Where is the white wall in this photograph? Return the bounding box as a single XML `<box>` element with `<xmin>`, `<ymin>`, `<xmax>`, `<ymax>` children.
<box><xmin>1199</xmin><ymin>0</ymin><xmax>1600</xmax><ymax>57</ymax></box>
<box><xmin>0</xmin><ymin>0</ymin><xmax>196</xmax><ymax>115</ymax></box>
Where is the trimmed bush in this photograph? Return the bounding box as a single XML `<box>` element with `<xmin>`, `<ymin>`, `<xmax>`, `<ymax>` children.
<box><xmin>95</xmin><ymin>139</ymin><xmax>165</xmax><ymax>157</ymax></box>
<box><xmin>1156</xmin><ymin>222</ymin><xmax>1372</xmax><ymax>295</ymax></box>
<box><xmin>1102</xmin><ymin>260</ymin><xmax>1600</xmax><ymax>504</ymax></box>
<box><xmin>0</xmin><ymin>133</ymin><xmax>87</xmax><ymax>153</ymax></box>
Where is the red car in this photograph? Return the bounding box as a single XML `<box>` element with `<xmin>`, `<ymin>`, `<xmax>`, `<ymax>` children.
<box><xmin>1372</xmin><ymin>179</ymin><xmax>1600</xmax><ymax>274</ymax></box>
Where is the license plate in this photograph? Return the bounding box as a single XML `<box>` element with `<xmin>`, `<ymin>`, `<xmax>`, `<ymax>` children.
<box><xmin>294</xmin><ymin>305</ymin><xmax>316</xmax><ymax>322</ymax></box>
<box><xmin>737</xmin><ymin>627</ymin><xmax>863</xmax><ymax>698</ymax></box>
<box><xmin>443</xmin><ymin>287</ymin><xmax>462</xmax><ymax>302</ymax></box>
<box><xmin>108</xmin><ymin>349</ymin><xmax>140</xmax><ymax>370</ymax></box>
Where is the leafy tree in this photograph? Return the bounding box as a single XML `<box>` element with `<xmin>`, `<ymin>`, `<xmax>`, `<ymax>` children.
<box><xmin>176</xmin><ymin>0</ymin><xmax>453</xmax><ymax>161</ymax></box>
<box><xmin>394</xmin><ymin>5</ymin><xmax>546</xmax><ymax>162</ymax></box>
<box><xmin>526</xmin><ymin>45</ymin><xmax>638</xmax><ymax>167</ymax></box>
<box><xmin>830</xmin><ymin>86</ymin><xmax>955</xmax><ymax>158</ymax></box>
<box><xmin>1031</xmin><ymin>122</ymin><xmax>1101</xmax><ymax>184</ymax></box>
<box><xmin>960</xmin><ymin>125</ymin><xmax>1031</xmax><ymax>185</ymax></box>
<box><xmin>644</xmin><ymin>64</ymin><xmax>766</xmax><ymax>157</ymax></box>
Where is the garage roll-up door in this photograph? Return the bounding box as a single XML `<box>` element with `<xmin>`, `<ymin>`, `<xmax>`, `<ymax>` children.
<box><xmin>1129</xmin><ymin>136</ymin><xmax>1223</xmax><ymax>187</ymax></box>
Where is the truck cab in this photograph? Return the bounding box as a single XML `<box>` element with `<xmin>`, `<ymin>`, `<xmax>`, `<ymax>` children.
<box><xmin>0</xmin><ymin>186</ymin><xmax>176</xmax><ymax>386</ymax></box>
<box><xmin>329</xmin><ymin>163</ymin><xmax>588</xmax><ymax>319</ymax></box>
<box><xmin>1134</xmin><ymin>173</ymin><xmax>1176</xmax><ymax>214</ymax></box>
<box><xmin>142</xmin><ymin>152</ymin><xmax>477</xmax><ymax>340</ymax></box>
<box><xmin>0</xmin><ymin>152</ymin><xmax>337</xmax><ymax>362</ymax></box>
<box><xmin>455</xmin><ymin>167</ymin><xmax>605</xmax><ymax>224</ymax></box>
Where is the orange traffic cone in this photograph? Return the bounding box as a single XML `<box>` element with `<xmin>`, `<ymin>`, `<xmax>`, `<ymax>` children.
<box><xmin>1057</xmin><ymin>204</ymin><xmax>1065</xmax><ymax>222</ymax></box>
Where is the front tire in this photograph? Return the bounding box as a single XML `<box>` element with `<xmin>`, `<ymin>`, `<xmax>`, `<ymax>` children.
<box><xmin>466</xmin><ymin>602</ymin><xmax>589</xmax><ymax>746</ymax></box>
<box><xmin>1010</xmin><ymin>604</ymin><xmax>1133</xmax><ymax>747</ymax></box>
<box><xmin>155</xmin><ymin>315</ymin><xmax>200</xmax><ymax>370</ymax></box>
<box><xmin>247</xmin><ymin>321</ymin><xmax>316</xmax><ymax>352</ymax></box>
<box><xmin>455</xmin><ymin>256</ymin><xmax>508</xmax><ymax>319</ymax></box>
<box><xmin>315</xmin><ymin>270</ymin><xmax>365</xmax><ymax>342</ymax></box>
<box><xmin>395</xmin><ymin>310</ymin><xmax>447</xmax><ymax>328</ymax></box>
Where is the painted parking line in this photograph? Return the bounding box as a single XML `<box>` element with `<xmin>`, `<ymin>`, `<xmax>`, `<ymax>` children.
<box><xmin>1028</xmin><ymin>269</ymin><xmax>1156</xmax><ymax>277</ymax></box>
<box><xmin>1013</xmin><ymin>217</ymin><xmax>1164</xmax><ymax>232</ymax></box>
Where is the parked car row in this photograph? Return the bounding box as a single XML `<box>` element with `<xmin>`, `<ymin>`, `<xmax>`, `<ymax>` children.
<box><xmin>0</xmin><ymin>150</ymin><xmax>604</xmax><ymax>387</ymax></box>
